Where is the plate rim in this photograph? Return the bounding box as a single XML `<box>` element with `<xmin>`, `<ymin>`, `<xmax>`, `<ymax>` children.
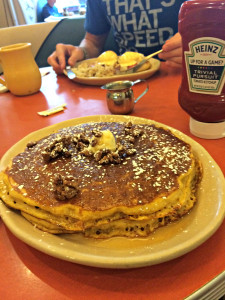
<box><xmin>1</xmin><ymin>115</ymin><xmax>225</xmax><ymax>269</ymax></box>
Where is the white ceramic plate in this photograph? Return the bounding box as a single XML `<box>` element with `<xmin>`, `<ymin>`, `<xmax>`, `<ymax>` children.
<box><xmin>1</xmin><ymin>115</ymin><xmax>225</xmax><ymax>269</ymax></box>
<box><xmin>0</xmin><ymin>83</ymin><xmax>8</xmax><ymax>93</ymax></box>
<box><xmin>64</xmin><ymin>58</ymin><xmax>160</xmax><ymax>86</ymax></box>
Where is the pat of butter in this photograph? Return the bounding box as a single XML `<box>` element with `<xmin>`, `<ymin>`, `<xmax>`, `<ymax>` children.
<box><xmin>88</xmin><ymin>130</ymin><xmax>116</xmax><ymax>153</ymax></box>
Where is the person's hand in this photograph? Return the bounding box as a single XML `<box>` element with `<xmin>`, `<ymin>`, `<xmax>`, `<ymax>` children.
<box><xmin>47</xmin><ymin>44</ymin><xmax>84</xmax><ymax>74</ymax></box>
<box><xmin>158</xmin><ymin>32</ymin><xmax>182</xmax><ymax>69</ymax></box>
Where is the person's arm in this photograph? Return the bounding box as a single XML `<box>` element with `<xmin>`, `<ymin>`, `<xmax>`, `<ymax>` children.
<box><xmin>47</xmin><ymin>32</ymin><xmax>108</xmax><ymax>74</ymax></box>
<box><xmin>158</xmin><ymin>33</ymin><xmax>182</xmax><ymax>69</ymax></box>
<box><xmin>79</xmin><ymin>32</ymin><xmax>108</xmax><ymax>60</ymax></box>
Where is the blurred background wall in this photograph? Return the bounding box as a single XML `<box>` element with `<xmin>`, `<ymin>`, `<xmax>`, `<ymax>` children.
<box><xmin>0</xmin><ymin>0</ymin><xmax>38</xmax><ymax>27</ymax></box>
<box><xmin>0</xmin><ymin>0</ymin><xmax>86</xmax><ymax>28</ymax></box>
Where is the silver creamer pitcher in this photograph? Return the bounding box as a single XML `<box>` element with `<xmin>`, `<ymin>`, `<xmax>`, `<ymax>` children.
<box><xmin>101</xmin><ymin>79</ymin><xmax>149</xmax><ymax>114</ymax></box>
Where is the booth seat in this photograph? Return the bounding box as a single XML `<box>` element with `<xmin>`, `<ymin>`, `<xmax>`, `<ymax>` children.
<box><xmin>35</xmin><ymin>18</ymin><xmax>117</xmax><ymax>67</ymax></box>
<box><xmin>0</xmin><ymin>17</ymin><xmax>117</xmax><ymax>72</ymax></box>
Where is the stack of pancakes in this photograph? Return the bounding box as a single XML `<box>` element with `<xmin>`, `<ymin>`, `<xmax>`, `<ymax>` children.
<box><xmin>0</xmin><ymin>121</ymin><xmax>202</xmax><ymax>238</ymax></box>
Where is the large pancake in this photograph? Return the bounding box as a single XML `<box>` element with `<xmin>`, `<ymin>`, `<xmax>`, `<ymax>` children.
<box><xmin>0</xmin><ymin>121</ymin><xmax>202</xmax><ymax>238</ymax></box>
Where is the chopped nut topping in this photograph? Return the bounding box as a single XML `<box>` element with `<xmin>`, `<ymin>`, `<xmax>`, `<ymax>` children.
<box><xmin>124</xmin><ymin>122</ymin><xmax>144</xmax><ymax>138</ymax></box>
<box><xmin>53</xmin><ymin>174</ymin><xmax>79</xmax><ymax>201</ymax></box>
<box><xmin>91</xmin><ymin>138</ymin><xmax>98</xmax><ymax>147</ymax></box>
<box><xmin>125</xmin><ymin>136</ymin><xmax>135</xmax><ymax>143</ymax></box>
<box><xmin>124</xmin><ymin>127</ymin><xmax>133</xmax><ymax>135</ymax></box>
<box><xmin>99</xmin><ymin>155</ymin><xmax>110</xmax><ymax>165</ymax></box>
<box><xmin>126</xmin><ymin>148</ymin><xmax>137</xmax><ymax>156</ymax></box>
<box><xmin>117</xmin><ymin>144</ymin><xmax>126</xmax><ymax>156</ymax></box>
<box><xmin>94</xmin><ymin>150</ymin><xmax>104</xmax><ymax>162</ymax></box>
<box><xmin>41</xmin><ymin>135</ymin><xmax>72</xmax><ymax>162</ymax></box>
<box><xmin>125</xmin><ymin>121</ymin><xmax>133</xmax><ymax>128</ymax></box>
<box><xmin>41</xmin><ymin>123</ymin><xmax>141</xmax><ymax>166</ymax></box>
<box><xmin>92</xmin><ymin>130</ymin><xmax>103</xmax><ymax>137</ymax></box>
<box><xmin>26</xmin><ymin>141</ymin><xmax>37</xmax><ymax>149</ymax></box>
<box><xmin>78</xmin><ymin>134</ymin><xmax>89</xmax><ymax>145</ymax></box>
<box><xmin>77</xmin><ymin>141</ymin><xmax>86</xmax><ymax>151</ymax></box>
<box><xmin>133</xmin><ymin>129</ymin><xmax>144</xmax><ymax>137</ymax></box>
<box><xmin>80</xmin><ymin>148</ymin><xmax>92</xmax><ymax>157</ymax></box>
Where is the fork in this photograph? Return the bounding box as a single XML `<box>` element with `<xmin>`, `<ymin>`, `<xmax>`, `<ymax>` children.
<box><xmin>121</xmin><ymin>49</ymin><xmax>163</xmax><ymax>74</ymax></box>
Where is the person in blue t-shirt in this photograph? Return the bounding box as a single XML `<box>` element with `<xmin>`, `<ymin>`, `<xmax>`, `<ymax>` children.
<box><xmin>48</xmin><ymin>0</ymin><xmax>185</xmax><ymax>74</ymax></box>
<box><xmin>41</xmin><ymin>0</ymin><xmax>63</xmax><ymax>21</ymax></box>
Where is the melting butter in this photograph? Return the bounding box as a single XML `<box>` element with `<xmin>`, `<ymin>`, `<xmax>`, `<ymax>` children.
<box><xmin>88</xmin><ymin>130</ymin><xmax>116</xmax><ymax>153</ymax></box>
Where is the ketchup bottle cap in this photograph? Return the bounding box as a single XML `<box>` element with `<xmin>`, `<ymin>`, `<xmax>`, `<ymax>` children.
<box><xmin>190</xmin><ymin>118</ymin><xmax>225</xmax><ymax>139</ymax></box>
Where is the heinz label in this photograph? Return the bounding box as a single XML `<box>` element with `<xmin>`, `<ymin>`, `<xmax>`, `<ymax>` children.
<box><xmin>185</xmin><ymin>37</ymin><xmax>225</xmax><ymax>95</ymax></box>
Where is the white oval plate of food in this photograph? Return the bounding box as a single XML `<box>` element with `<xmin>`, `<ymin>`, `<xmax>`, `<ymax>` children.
<box><xmin>0</xmin><ymin>115</ymin><xmax>225</xmax><ymax>269</ymax></box>
<box><xmin>64</xmin><ymin>56</ymin><xmax>160</xmax><ymax>86</ymax></box>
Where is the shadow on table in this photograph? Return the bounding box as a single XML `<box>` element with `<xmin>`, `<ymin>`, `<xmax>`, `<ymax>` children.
<box><xmin>6</xmin><ymin>225</ymin><xmax>225</xmax><ymax>299</ymax></box>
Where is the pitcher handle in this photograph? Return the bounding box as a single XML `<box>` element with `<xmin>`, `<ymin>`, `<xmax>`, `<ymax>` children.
<box><xmin>133</xmin><ymin>79</ymin><xmax>149</xmax><ymax>103</ymax></box>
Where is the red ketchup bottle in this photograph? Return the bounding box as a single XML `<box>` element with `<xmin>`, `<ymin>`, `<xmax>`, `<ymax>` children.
<box><xmin>178</xmin><ymin>0</ymin><xmax>225</xmax><ymax>139</ymax></box>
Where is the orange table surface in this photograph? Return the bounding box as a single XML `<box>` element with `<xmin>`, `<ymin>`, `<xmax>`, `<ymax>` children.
<box><xmin>0</xmin><ymin>64</ymin><xmax>225</xmax><ymax>300</ymax></box>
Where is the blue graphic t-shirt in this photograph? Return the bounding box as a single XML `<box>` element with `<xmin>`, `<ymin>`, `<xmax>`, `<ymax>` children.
<box><xmin>85</xmin><ymin>0</ymin><xmax>185</xmax><ymax>55</ymax></box>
